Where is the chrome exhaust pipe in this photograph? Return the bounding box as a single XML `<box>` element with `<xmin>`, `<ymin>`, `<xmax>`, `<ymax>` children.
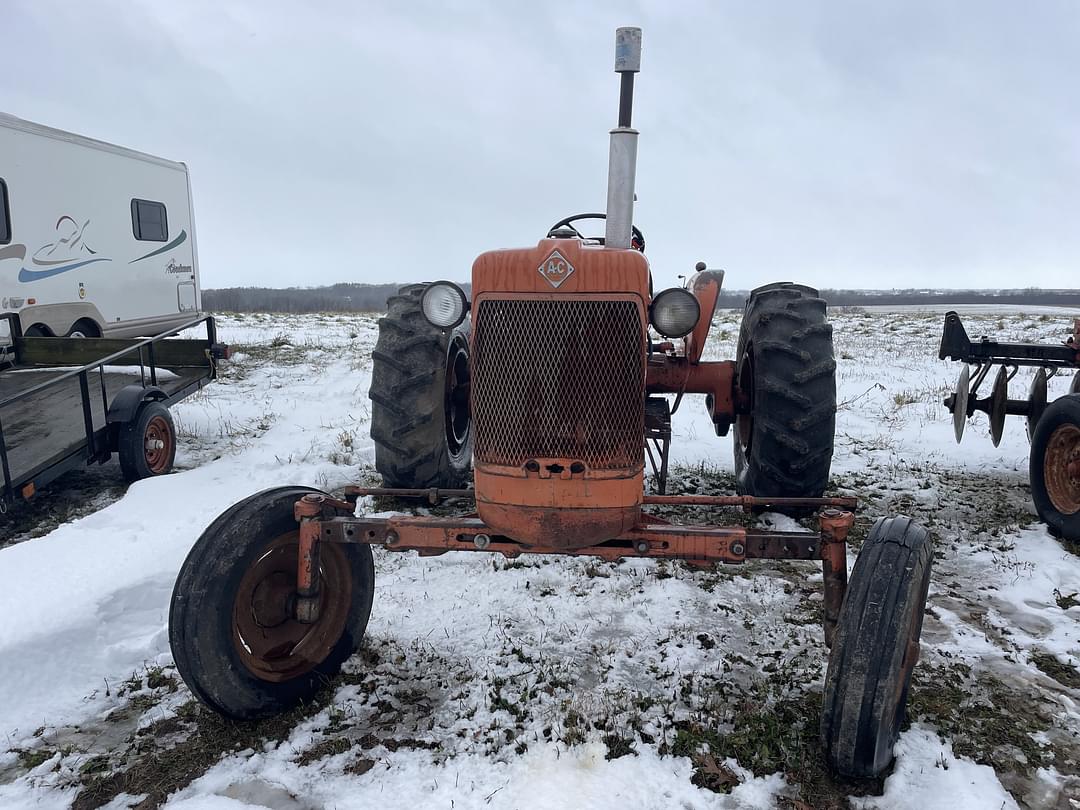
<box><xmin>605</xmin><ymin>27</ymin><xmax>641</xmax><ymax>250</ymax></box>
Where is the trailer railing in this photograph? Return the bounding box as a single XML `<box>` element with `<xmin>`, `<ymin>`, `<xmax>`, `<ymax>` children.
<box><xmin>0</xmin><ymin>314</ymin><xmax>223</xmax><ymax>503</ymax></box>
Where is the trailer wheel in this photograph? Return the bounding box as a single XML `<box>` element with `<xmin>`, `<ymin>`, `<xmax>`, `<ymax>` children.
<box><xmin>733</xmin><ymin>283</ymin><xmax>836</xmax><ymax>502</ymax></box>
<box><xmin>821</xmin><ymin>516</ymin><xmax>932</xmax><ymax>778</ymax></box>
<box><xmin>369</xmin><ymin>283</ymin><xmax>473</xmax><ymax>488</ymax></box>
<box><xmin>118</xmin><ymin>401</ymin><xmax>176</xmax><ymax>481</ymax></box>
<box><xmin>65</xmin><ymin>319</ymin><xmax>100</xmax><ymax>338</ymax></box>
<box><xmin>1030</xmin><ymin>394</ymin><xmax>1080</xmax><ymax>542</ymax></box>
<box><xmin>169</xmin><ymin>486</ymin><xmax>375</xmax><ymax>719</ymax></box>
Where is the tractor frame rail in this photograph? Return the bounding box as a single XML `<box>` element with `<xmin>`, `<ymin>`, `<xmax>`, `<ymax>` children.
<box><xmin>294</xmin><ymin>491</ymin><xmax>855</xmax><ymax>644</ymax></box>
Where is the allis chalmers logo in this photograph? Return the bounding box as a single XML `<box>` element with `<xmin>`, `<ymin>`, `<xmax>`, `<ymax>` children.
<box><xmin>538</xmin><ymin>249</ymin><xmax>574</xmax><ymax>289</ymax></box>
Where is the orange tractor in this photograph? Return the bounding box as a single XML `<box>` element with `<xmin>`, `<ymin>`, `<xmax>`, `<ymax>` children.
<box><xmin>170</xmin><ymin>29</ymin><xmax>932</xmax><ymax>779</ymax></box>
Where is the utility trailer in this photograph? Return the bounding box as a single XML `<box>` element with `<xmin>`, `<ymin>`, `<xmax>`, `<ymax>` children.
<box><xmin>941</xmin><ymin>310</ymin><xmax>1080</xmax><ymax>541</ymax></box>
<box><xmin>0</xmin><ymin>312</ymin><xmax>227</xmax><ymax>506</ymax></box>
<box><xmin>0</xmin><ymin>112</ymin><xmax>202</xmax><ymax>339</ymax></box>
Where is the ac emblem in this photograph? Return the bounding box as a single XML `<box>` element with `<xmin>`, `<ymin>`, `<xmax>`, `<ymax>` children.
<box><xmin>538</xmin><ymin>250</ymin><xmax>575</xmax><ymax>289</ymax></box>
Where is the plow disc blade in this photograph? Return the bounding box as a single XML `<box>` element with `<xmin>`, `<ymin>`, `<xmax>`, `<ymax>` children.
<box><xmin>1027</xmin><ymin>368</ymin><xmax>1048</xmax><ymax>443</ymax></box>
<box><xmin>952</xmin><ymin>365</ymin><xmax>970</xmax><ymax>443</ymax></box>
<box><xmin>990</xmin><ymin>366</ymin><xmax>1009</xmax><ymax>447</ymax></box>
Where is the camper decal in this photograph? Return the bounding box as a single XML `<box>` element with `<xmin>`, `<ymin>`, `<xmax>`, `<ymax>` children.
<box><xmin>16</xmin><ymin>216</ymin><xmax>112</xmax><ymax>282</ymax></box>
<box><xmin>130</xmin><ymin>230</ymin><xmax>187</xmax><ymax>264</ymax></box>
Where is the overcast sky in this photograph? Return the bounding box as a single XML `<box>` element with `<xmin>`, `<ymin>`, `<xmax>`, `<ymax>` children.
<box><xmin>3</xmin><ymin>1</ymin><xmax>1078</xmax><ymax>291</ymax></box>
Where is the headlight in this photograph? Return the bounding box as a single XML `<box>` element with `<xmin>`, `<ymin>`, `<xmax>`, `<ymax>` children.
<box><xmin>421</xmin><ymin>281</ymin><xmax>468</xmax><ymax>329</ymax></box>
<box><xmin>650</xmin><ymin>288</ymin><xmax>700</xmax><ymax>338</ymax></box>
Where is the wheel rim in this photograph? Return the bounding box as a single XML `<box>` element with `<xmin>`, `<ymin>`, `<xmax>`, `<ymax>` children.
<box><xmin>232</xmin><ymin>532</ymin><xmax>353</xmax><ymax>682</ymax></box>
<box><xmin>1044</xmin><ymin>423</ymin><xmax>1080</xmax><ymax>515</ymax></box>
<box><xmin>143</xmin><ymin>415</ymin><xmax>174</xmax><ymax>474</ymax></box>
<box><xmin>445</xmin><ymin>336</ymin><xmax>471</xmax><ymax>456</ymax></box>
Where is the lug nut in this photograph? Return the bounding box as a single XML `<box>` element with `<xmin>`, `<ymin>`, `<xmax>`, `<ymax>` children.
<box><xmin>635</xmin><ymin>541</ymin><xmax>649</xmax><ymax>554</ymax></box>
<box><xmin>384</xmin><ymin>530</ymin><xmax>399</xmax><ymax>546</ymax></box>
<box><xmin>731</xmin><ymin>542</ymin><xmax>745</xmax><ymax>555</ymax></box>
<box><xmin>474</xmin><ymin>533</ymin><xmax>491</xmax><ymax>550</ymax></box>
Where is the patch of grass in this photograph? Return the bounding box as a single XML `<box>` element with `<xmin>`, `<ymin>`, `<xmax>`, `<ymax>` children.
<box><xmin>603</xmin><ymin>734</ymin><xmax>635</xmax><ymax>760</ymax></box>
<box><xmin>297</xmin><ymin>737</ymin><xmax>353</xmax><ymax>767</ymax></box>
<box><xmin>1054</xmin><ymin>589</ymin><xmax>1080</xmax><ymax>611</ymax></box>
<box><xmin>15</xmin><ymin>747</ymin><xmax>54</xmax><ymax>770</ymax></box>
<box><xmin>1031</xmin><ymin>652</ymin><xmax>1080</xmax><ymax>689</ymax></box>
<box><xmin>72</xmin><ymin>675</ymin><xmax>348</xmax><ymax>810</ymax></box>
<box><xmin>907</xmin><ymin>664</ymin><xmax>1055</xmax><ymax>780</ymax></box>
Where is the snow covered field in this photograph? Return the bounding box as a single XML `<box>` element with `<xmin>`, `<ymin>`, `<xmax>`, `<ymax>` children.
<box><xmin>1</xmin><ymin>306</ymin><xmax>1078</xmax><ymax>809</ymax></box>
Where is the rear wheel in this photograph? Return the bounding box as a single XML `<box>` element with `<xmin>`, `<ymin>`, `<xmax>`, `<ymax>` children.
<box><xmin>821</xmin><ymin>516</ymin><xmax>932</xmax><ymax>778</ymax></box>
<box><xmin>369</xmin><ymin>283</ymin><xmax>473</xmax><ymax>488</ymax></box>
<box><xmin>1030</xmin><ymin>394</ymin><xmax>1080</xmax><ymax>541</ymax></box>
<box><xmin>733</xmin><ymin>283</ymin><xmax>836</xmax><ymax>501</ymax></box>
<box><xmin>66</xmin><ymin>318</ymin><xmax>100</xmax><ymax>338</ymax></box>
<box><xmin>118</xmin><ymin>401</ymin><xmax>176</xmax><ymax>481</ymax></box>
<box><xmin>169</xmin><ymin>486</ymin><xmax>375</xmax><ymax>719</ymax></box>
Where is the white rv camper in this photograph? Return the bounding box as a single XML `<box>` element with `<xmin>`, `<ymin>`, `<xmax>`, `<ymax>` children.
<box><xmin>0</xmin><ymin>113</ymin><xmax>201</xmax><ymax>338</ymax></box>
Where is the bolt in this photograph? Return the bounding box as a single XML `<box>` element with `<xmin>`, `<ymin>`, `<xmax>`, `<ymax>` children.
<box><xmin>731</xmin><ymin>542</ymin><xmax>745</xmax><ymax>556</ymax></box>
<box><xmin>635</xmin><ymin>541</ymin><xmax>649</xmax><ymax>554</ymax></box>
<box><xmin>474</xmin><ymin>533</ymin><xmax>491</xmax><ymax>550</ymax></box>
<box><xmin>384</xmin><ymin>530</ymin><xmax>399</xmax><ymax>546</ymax></box>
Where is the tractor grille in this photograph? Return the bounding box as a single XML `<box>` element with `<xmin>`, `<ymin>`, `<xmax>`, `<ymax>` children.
<box><xmin>472</xmin><ymin>297</ymin><xmax>645</xmax><ymax>469</ymax></box>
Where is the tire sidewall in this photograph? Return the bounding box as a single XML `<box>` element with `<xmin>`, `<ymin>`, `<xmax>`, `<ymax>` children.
<box><xmin>1030</xmin><ymin>394</ymin><xmax>1080</xmax><ymax>540</ymax></box>
<box><xmin>170</xmin><ymin>486</ymin><xmax>375</xmax><ymax>719</ymax></box>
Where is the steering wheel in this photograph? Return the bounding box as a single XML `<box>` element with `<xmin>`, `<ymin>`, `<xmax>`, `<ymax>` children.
<box><xmin>546</xmin><ymin>213</ymin><xmax>646</xmax><ymax>253</ymax></box>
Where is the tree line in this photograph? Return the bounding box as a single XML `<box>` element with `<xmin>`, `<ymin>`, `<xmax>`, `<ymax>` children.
<box><xmin>203</xmin><ymin>284</ymin><xmax>1080</xmax><ymax>314</ymax></box>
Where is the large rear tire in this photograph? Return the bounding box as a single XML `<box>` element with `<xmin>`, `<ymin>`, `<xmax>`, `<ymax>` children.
<box><xmin>1030</xmin><ymin>394</ymin><xmax>1080</xmax><ymax>542</ymax></box>
<box><xmin>369</xmin><ymin>283</ymin><xmax>473</xmax><ymax>488</ymax></box>
<box><xmin>169</xmin><ymin>486</ymin><xmax>375</xmax><ymax>719</ymax></box>
<box><xmin>733</xmin><ymin>283</ymin><xmax>836</xmax><ymax>501</ymax></box>
<box><xmin>821</xmin><ymin>516</ymin><xmax>932</xmax><ymax>778</ymax></box>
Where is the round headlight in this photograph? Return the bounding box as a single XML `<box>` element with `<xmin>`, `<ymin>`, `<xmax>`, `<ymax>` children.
<box><xmin>650</xmin><ymin>288</ymin><xmax>700</xmax><ymax>338</ymax></box>
<box><xmin>421</xmin><ymin>281</ymin><xmax>468</xmax><ymax>329</ymax></box>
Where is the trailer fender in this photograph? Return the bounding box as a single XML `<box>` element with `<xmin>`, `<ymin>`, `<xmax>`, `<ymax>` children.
<box><xmin>107</xmin><ymin>385</ymin><xmax>168</xmax><ymax>426</ymax></box>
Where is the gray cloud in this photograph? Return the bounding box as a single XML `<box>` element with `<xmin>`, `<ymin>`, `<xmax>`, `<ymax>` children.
<box><xmin>3</xmin><ymin>0</ymin><xmax>1078</xmax><ymax>290</ymax></box>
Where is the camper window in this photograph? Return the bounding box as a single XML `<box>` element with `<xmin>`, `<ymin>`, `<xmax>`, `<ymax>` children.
<box><xmin>0</xmin><ymin>179</ymin><xmax>10</xmax><ymax>244</ymax></box>
<box><xmin>131</xmin><ymin>199</ymin><xmax>168</xmax><ymax>242</ymax></box>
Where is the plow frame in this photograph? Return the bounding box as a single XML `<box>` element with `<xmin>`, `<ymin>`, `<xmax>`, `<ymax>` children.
<box><xmin>292</xmin><ymin>489</ymin><xmax>855</xmax><ymax>646</ymax></box>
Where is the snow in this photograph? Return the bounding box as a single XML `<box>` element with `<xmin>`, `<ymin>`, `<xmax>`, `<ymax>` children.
<box><xmin>2</xmin><ymin>307</ymin><xmax>1079</xmax><ymax>808</ymax></box>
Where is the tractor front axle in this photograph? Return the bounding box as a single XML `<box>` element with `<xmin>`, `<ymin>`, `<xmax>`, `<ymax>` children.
<box><xmin>291</xmin><ymin>491</ymin><xmax>855</xmax><ymax>643</ymax></box>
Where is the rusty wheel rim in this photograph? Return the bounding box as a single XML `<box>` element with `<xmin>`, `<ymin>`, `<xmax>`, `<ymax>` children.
<box><xmin>232</xmin><ymin>532</ymin><xmax>353</xmax><ymax>682</ymax></box>
<box><xmin>1044</xmin><ymin>423</ymin><xmax>1080</xmax><ymax>516</ymax></box>
<box><xmin>144</xmin><ymin>415</ymin><xmax>174</xmax><ymax>474</ymax></box>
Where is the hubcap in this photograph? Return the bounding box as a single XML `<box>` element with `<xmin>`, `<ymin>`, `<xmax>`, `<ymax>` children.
<box><xmin>1044</xmin><ymin>423</ymin><xmax>1080</xmax><ymax>515</ymax></box>
<box><xmin>232</xmin><ymin>532</ymin><xmax>353</xmax><ymax>682</ymax></box>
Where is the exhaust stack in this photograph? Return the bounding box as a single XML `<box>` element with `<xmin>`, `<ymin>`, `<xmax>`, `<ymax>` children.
<box><xmin>604</xmin><ymin>27</ymin><xmax>642</xmax><ymax>250</ymax></box>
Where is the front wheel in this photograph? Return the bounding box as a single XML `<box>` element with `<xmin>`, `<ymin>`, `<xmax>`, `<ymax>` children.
<box><xmin>821</xmin><ymin>516</ymin><xmax>932</xmax><ymax>778</ymax></box>
<box><xmin>169</xmin><ymin>486</ymin><xmax>375</xmax><ymax>719</ymax></box>
<box><xmin>1030</xmin><ymin>394</ymin><xmax>1080</xmax><ymax>542</ymax></box>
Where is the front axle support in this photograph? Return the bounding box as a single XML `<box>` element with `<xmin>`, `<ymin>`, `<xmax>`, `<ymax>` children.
<box><xmin>292</xmin><ymin>491</ymin><xmax>855</xmax><ymax>642</ymax></box>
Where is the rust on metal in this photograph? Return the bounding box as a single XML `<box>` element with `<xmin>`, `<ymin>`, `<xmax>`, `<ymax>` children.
<box><xmin>232</xmin><ymin>531</ymin><xmax>353</xmax><ymax>683</ymax></box>
<box><xmin>338</xmin><ymin>485</ymin><xmax>857</xmax><ymax>513</ymax></box>
<box><xmin>315</xmin><ymin>513</ymin><xmax>823</xmax><ymax>565</ymax></box>
<box><xmin>1043</xmin><ymin>423</ymin><xmax>1080</xmax><ymax>515</ymax></box>
<box><xmin>819</xmin><ymin>509</ymin><xmax>854</xmax><ymax>648</ymax></box>
<box><xmin>646</xmin><ymin>358</ymin><xmax>736</xmax><ymax>426</ymax></box>
<box><xmin>294</xmin><ymin>494</ymin><xmax>323</xmax><ymax>624</ymax></box>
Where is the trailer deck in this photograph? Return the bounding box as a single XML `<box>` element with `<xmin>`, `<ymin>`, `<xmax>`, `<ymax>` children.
<box><xmin>0</xmin><ymin>315</ymin><xmax>225</xmax><ymax>503</ymax></box>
